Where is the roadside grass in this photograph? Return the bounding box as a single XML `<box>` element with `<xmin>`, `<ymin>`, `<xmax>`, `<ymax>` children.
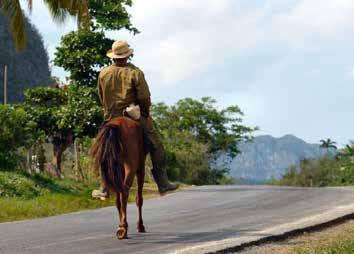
<box><xmin>0</xmin><ymin>171</ymin><xmax>160</xmax><ymax>223</ymax></box>
<box><xmin>240</xmin><ymin>220</ymin><xmax>354</xmax><ymax>254</ymax></box>
<box><xmin>292</xmin><ymin>226</ymin><xmax>354</xmax><ymax>254</ymax></box>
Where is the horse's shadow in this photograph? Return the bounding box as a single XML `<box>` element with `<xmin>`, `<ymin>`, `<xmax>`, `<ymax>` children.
<box><xmin>119</xmin><ymin>228</ymin><xmax>270</xmax><ymax>245</ymax></box>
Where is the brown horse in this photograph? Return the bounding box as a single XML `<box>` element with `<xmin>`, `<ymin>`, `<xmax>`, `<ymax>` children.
<box><xmin>90</xmin><ymin>117</ymin><xmax>146</xmax><ymax>239</ymax></box>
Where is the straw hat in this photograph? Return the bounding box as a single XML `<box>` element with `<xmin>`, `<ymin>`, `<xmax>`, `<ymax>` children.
<box><xmin>106</xmin><ymin>40</ymin><xmax>134</xmax><ymax>59</ymax></box>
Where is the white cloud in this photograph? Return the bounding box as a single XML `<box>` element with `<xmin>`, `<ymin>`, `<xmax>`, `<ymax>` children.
<box><xmin>273</xmin><ymin>0</ymin><xmax>354</xmax><ymax>48</ymax></box>
<box><xmin>118</xmin><ymin>0</ymin><xmax>354</xmax><ymax>85</ymax></box>
<box><xmin>21</xmin><ymin>0</ymin><xmax>354</xmax><ymax>144</ymax></box>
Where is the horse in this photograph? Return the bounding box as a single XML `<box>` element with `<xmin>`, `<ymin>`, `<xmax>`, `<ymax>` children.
<box><xmin>90</xmin><ymin>117</ymin><xmax>146</xmax><ymax>239</ymax></box>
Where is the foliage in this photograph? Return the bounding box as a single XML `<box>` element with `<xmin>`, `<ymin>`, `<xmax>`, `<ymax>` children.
<box><xmin>0</xmin><ymin>13</ymin><xmax>52</xmax><ymax>103</ymax></box>
<box><xmin>22</xmin><ymin>87</ymin><xmax>67</xmax><ymax>137</ymax></box>
<box><xmin>23</xmin><ymin>85</ymin><xmax>103</xmax><ymax>140</ymax></box>
<box><xmin>0</xmin><ymin>171</ymin><xmax>159</xmax><ymax>222</ymax></box>
<box><xmin>54</xmin><ymin>30</ymin><xmax>113</xmax><ymax>86</ymax></box>
<box><xmin>88</xmin><ymin>0</ymin><xmax>138</xmax><ymax>33</ymax></box>
<box><xmin>151</xmin><ymin>97</ymin><xmax>256</xmax><ymax>185</ymax></box>
<box><xmin>54</xmin><ymin>0</ymin><xmax>138</xmax><ymax>87</ymax></box>
<box><xmin>58</xmin><ymin>84</ymin><xmax>103</xmax><ymax>138</ymax></box>
<box><xmin>152</xmin><ymin>97</ymin><xmax>257</xmax><ymax>158</ymax></box>
<box><xmin>0</xmin><ymin>171</ymin><xmax>72</xmax><ymax>198</ymax></box>
<box><xmin>272</xmin><ymin>147</ymin><xmax>354</xmax><ymax>187</ymax></box>
<box><xmin>0</xmin><ymin>105</ymin><xmax>38</xmax><ymax>169</ymax></box>
<box><xmin>0</xmin><ymin>0</ymin><xmax>89</xmax><ymax>50</ymax></box>
<box><xmin>320</xmin><ymin>138</ymin><xmax>337</xmax><ymax>150</ymax></box>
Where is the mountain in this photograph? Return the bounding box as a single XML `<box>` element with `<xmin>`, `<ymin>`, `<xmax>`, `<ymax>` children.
<box><xmin>222</xmin><ymin>135</ymin><xmax>327</xmax><ymax>183</ymax></box>
<box><xmin>0</xmin><ymin>13</ymin><xmax>52</xmax><ymax>103</ymax></box>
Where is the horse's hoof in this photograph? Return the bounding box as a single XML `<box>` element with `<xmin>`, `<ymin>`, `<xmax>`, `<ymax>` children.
<box><xmin>137</xmin><ymin>225</ymin><xmax>146</xmax><ymax>233</ymax></box>
<box><xmin>116</xmin><ymin>227</ymin><xmax>128</xmax><ymax>240</ymax></box>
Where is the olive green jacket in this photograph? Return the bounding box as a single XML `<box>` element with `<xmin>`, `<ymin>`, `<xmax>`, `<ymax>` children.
<box><xmin>97</xmin><ymin>63</ymin><xmax>151</xmax><ymax>121</ymax></box>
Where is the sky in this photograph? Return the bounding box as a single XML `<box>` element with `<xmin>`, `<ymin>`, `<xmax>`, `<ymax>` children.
<box><xmin>21</xmin><ymin>0</ymin><xmax>354</xmax><ymax>146</ymax></box>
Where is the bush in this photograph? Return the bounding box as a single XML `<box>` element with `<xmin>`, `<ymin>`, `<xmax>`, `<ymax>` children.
<box><xmin>0</xmin><ymin>105</ymin><xmax>36</xmax><ymax>169</ymax></box>
<box><xmin>274</xmin><ymin>154</ymin><xmax>354</xmax><ymax>187</ymax></box>
<box><xmin>0</xmin><ymin>171</ymin><xmax>73</xmax><ymax>199</ymax></box>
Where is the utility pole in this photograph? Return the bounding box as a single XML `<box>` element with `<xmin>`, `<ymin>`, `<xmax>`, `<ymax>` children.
<box><xmin>3</xmin><ymin>65</ymin><xmax>7</xmax><ymax>104</ymax></box>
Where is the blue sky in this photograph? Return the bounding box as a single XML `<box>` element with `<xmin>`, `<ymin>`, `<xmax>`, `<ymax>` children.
<box><xmin>22</xmin><ymin>0</ymin><xmax>354</xmax><ymax>146</ymax></box>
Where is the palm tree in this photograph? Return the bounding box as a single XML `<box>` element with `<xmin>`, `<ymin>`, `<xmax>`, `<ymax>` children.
<box><xmin>0</xmin><ymin>0</ymin><xmax>90</xmax><ymax>50</ymax></box>
<box><xmin>320</xmin><ymin>138</ymin><xmax>337</xmax><ymax>152</ymax></box>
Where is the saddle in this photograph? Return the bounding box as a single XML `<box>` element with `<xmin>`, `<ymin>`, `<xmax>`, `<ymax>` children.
<box><xmin>101</xmin><ymin>105</ymin><xmax>153</xmax><ymax>153</ymax></box>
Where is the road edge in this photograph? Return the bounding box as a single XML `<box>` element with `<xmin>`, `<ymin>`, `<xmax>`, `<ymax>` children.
<box><xmin>171</xmin><ymin>203</ymin><xmax>354</xmax><ymax>254</ymax></box>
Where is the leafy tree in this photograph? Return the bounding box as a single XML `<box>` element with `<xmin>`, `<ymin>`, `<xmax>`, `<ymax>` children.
<box><xmin>54</xmin><ymin>30</ymin><xmax>113</xmax><ymax>86</ymax></box>
<box><xmin>22</xmin><ymin>85</ymin><xmax>103</xmax><ymax>177</ymax></box>
<box><xmin>22</xmin><ymin>87</ymin><xmax>69</xmax><ymax>176</ymax></box>
<box><xmin>54</xmin><ymin>0</ymin><xmax>138</xmax><ymax>86</ymax></box>
<box><xmin>58</xmin><ymin>84</ymin><xmax>102</xmax><ymax>139</ymax></box>
<box><xmin>88</xmin><ymin>0</ymin><xmax>138</xmax><ymax>33</ymax></box>
<box><xmin>151</xmin><ymin>97</ymin><xmax>257</xmax><ymax>184</ymax></box>
<box><xmin>152</xmin><ymin>97</ymin><xmax>257</xmax><ymax>158</ymax></box>
<box><xmin>0</xmin><ymin>0</ymin><xmax>90</xmax><ymax>50</ymax></box>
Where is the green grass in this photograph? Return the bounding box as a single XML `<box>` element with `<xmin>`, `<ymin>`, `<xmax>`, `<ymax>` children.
<box><xmin>292</xmin><ymin>228</ymin><xmax>354</xmax><ymax>254</ymax></box>
<box><xmin>0</xmin><ymin>171</ymin><xmax>159</xmax><ymax>223</ymax></box>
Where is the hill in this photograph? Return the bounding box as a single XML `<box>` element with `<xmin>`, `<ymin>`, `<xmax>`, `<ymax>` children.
<box><xmin>0</xmin><ymin>13</ymin><xmax>52</xmax><ymax>103</ymax></box>
<box><xmin>222</xmin><ymin>135</ymin><xmax>327</xmax><ymax>183</ymax></box>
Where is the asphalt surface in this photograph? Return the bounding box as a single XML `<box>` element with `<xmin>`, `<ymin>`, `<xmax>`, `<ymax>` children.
<box><xmin>1</xmin><ymin>186</ymin><xmax>354</xmax><ymax>254</ymax></box>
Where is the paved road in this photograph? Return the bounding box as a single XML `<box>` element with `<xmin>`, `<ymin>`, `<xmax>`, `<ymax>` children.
<box><xmin>1</xmin><ymin>186</ymin><xmax>354</xmax><ymax>254</ymax></box>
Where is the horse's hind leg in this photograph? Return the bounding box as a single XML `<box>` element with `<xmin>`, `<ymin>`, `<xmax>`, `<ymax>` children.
<box><xmin>115</xmin><ymin>193</ymin><xmax>122</xmax><ymax>225</ymax></box>
<box><xmin>136</xmin><ymin>166</ymin><xmax>146</xmax><ymax>233</ymax></box>
<box><xmin>116</xmin><ymin>190</ymin><xmax>129</xmax><ymax>240</ymax></box>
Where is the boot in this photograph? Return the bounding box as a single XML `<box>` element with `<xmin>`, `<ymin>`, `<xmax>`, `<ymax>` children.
<box><xmin>92</xmin><ymin>188</ymin><xmax>109</xmax><ymax>201</ymax></box>
<box><xmin>152</xmin><ymin>168</ymin><xmax>179</xmax><ymax>195</ymax></box>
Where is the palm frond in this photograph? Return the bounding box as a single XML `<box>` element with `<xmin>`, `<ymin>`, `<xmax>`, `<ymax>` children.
<box><xmin>26</xmin><ymin>0</ymin><xmax>32</xmax><ymax>12</ymax></box>
<box><xmin>43</xmin><ymin>0</ymin><xmax>90</xmax><ymax>29</ymax></box>
<box><xmin>0</xmin><ymin>0</ymin><xmax>26</xmax><ymax>50</ymax></box>
<box><xmin>43</xmin><ymin>0</ymin><xmax>69</xmax><ymax>24</ymax></box>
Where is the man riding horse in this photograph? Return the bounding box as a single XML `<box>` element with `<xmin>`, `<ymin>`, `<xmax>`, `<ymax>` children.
<box><xmin>92</xmin><ymin>40</ymin><xmax>179</xmax><ymax>199</ymax></box>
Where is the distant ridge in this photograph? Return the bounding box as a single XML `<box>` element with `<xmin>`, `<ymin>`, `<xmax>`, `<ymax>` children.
<box><xmin>0</xmin><ymin>13</ymin><xmax>52</xmax><ymax>103</ymax></box>
<box><xmin>223</xmin><ymin>135</ymin><xmax>327</xmax><ymax>183</ymax></box>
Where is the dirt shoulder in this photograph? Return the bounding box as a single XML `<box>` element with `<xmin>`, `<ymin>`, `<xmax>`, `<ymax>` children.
<box><xmin>237</xmin><ymin>219</ymin><xmax>354</xmax><ymax>254</ymax></box>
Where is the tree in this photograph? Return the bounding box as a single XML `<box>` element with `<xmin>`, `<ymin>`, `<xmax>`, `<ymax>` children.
<box><xmin>51</xmin><ymin>0</ymin><xmax>138</xmax><ymax>178</ymax></box>
<box><xmin>54</xmin><ymin>30</ymin><xmax>113</xmax><ymax>87</ymax></box>
<box><xmin>0</xmin><ymin>0</ymin><xmax>90</xmax><ymax>50</ymax></box>
<box><xmin>22</xmin><ymin>85</ymin><xmax>103</xmax><ymax>178</ymax></box>
<box><xmin>58</xmin><ymin>84</ymin><xmax>103</xmax><ymax>179</ymax></box>
<box><xmin>54</xmin><ymin>0</ymin><xmax>138</xmax><ymax>86</ymax></box>
<box><xmin>151</xmin><ymin>97</ymin><xmax>257</xmax><ymax>184</ymax></box>
<box><xmin>22</xmin><ymin>86</ymin><xmax>70</xmax><ymax>177</ymax></box>
<box><xmin>152</xmin><ymin>97</ymin><xmax>257</xmax><ymax>158</ymax></box>
<box><xmin>320</xmin><ymin>138</ymin><xmax>337</xmax><ymax>152</ymax></box>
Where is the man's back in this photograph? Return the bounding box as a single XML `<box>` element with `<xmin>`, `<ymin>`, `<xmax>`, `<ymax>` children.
<box><xmin>98</xmin><ymin>63</ymin><xmax>151</xmax><ymax>121</ymax></box>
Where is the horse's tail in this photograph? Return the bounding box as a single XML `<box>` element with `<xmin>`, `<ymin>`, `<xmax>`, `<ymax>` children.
<box><xmin>90</xmin><ymin>124</ymin><xmax>124</xmax><ymax>193</ymax></box>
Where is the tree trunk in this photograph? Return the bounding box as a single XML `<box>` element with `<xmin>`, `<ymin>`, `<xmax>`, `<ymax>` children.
<box><xmin>37</xmin><ymin>143</ymin><xmax>46</xmax><ymax>172</ymax></box>
<box><xmin>52</xmin><ymin>143</ymin><xmax>63</xmax><ymax>178</ymax></box>
<box><xmin>51</xmin><ymin>134</ymin><xmax>74</xmax><ymax>179</ymax></box>
<box><xmin>74</xmin><ymin>139</ymin><xmax>84</xmax><ymax>181</ymax></box>
<box><xmin>26</xmin><ymin>147</ymin><xmax>33</xmax><ymax>173</ymax></box>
